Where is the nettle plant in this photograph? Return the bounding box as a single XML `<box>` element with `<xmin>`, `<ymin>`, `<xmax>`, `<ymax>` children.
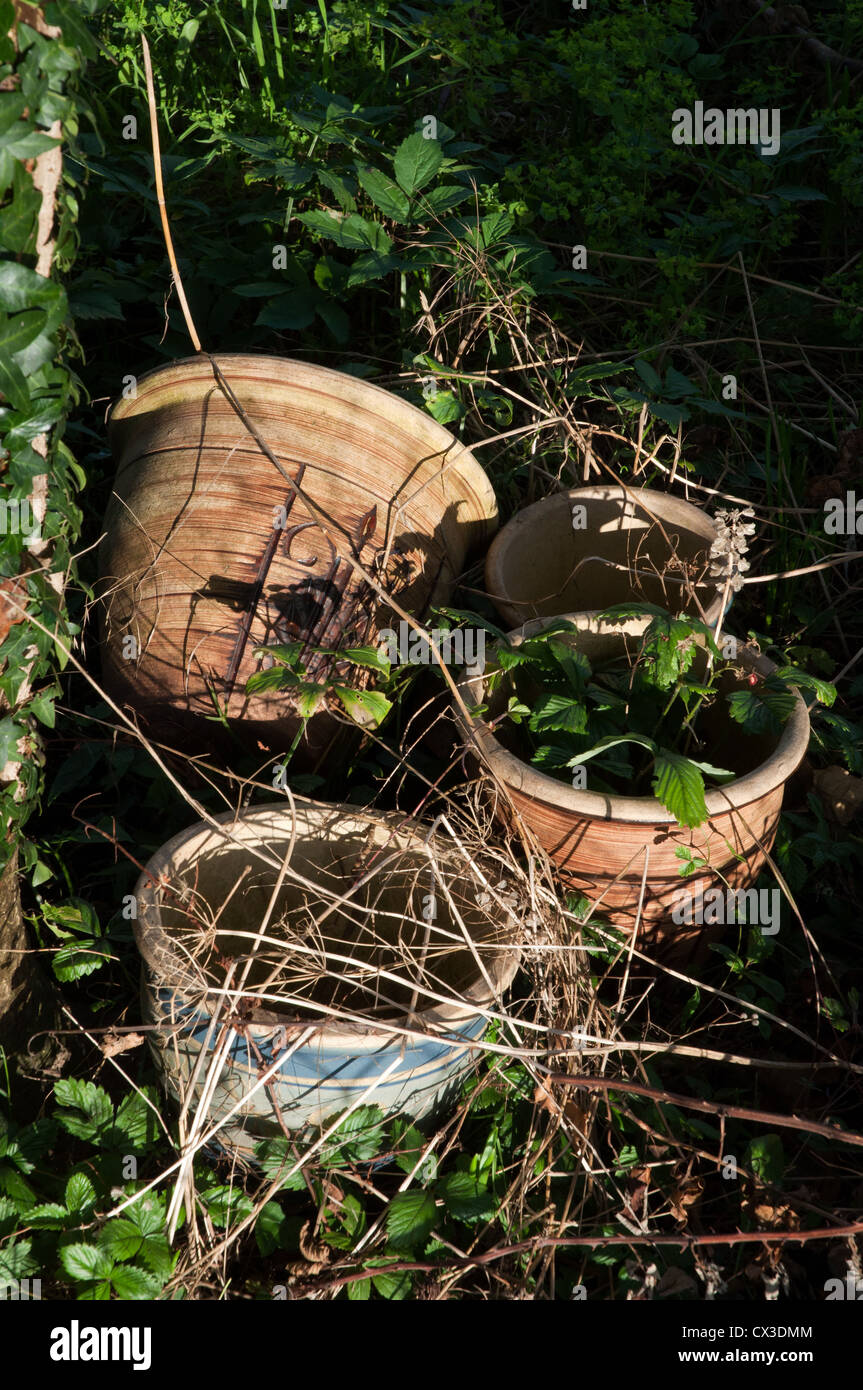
<box><xmin>475</xmin><ymin>604</ymin><xmax>835</xmax><ymax>830</ymax></box>
<box><xmin>245</xmin><ymin>641</ymin><xmax>393</xmax><ymax>762</ymax></box>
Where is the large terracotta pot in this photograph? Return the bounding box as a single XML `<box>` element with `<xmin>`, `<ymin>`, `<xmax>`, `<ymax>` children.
<box><xmin>485</xmin><ymin>486</ymin><xmax>724</xmax><ymax>629</ymax></box>
<box><xmin>98</xmin><ymin>355</ymin><xmax>497</xmax><ymax>754</ymax></box>
<box><xmin>457</xmin><ymin>614</ymin><xmax>810</xmax><ymax>959</ymax></box>
<box><xmin>134</xmin><ymin>802</ymin><xmax>520</xmax><ymax>1159</ymax></box>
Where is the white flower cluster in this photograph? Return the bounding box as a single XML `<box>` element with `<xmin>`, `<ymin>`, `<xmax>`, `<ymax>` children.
<box><xmin>708</xmin><ymin>506</ymin><xmax>756</xmax><ymax>594</ymax></box>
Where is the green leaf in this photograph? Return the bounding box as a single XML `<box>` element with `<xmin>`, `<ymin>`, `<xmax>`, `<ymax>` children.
<box><xmin>52</xmin><ymin>941</ymin><xmax>106</xmax><ymax>982</ymax></box>
<box><xmin>332</xmin><ymin>685</ymin><xmax>392</xmax><ymax>728</ymax></box>
<box><xmin>26</xmin><ymin>1201</ymin><xmax>69</xmax><ymax>1229</ymax></box>
<box><xmin>772</xmin><ymin>185</ymin><xmax>828</xmax><ymax>202</ymax></box>
<box><xmin>27</xmin><ymin>693</ymin><xmax>55</xmax><ymax>728</ymax></box>
<box><xmin>113</xmin><ymin>1089</ymin><xmax>159</xmax><ymax>1151</ymax></box>
<box><xmin>418</xmin><ymin>184</ymin><xmax>471</xmax><ymax>214</ymax></box>
<box><xmin>0</xmin><ymin>1196</ymin><xmax>20</xmax><ymax>1237</ymax></box>
<box><xmin>0</xmin><ymin>260</ymin><xmax>63</xmax><ymax>312</ymax></box>
<box><xmin>370</xmin><ymin>1264</ymin><xmax>413</xmax><ymax>1299</ymax></box>
<box><xmin>339</xmin><ymin>644</ymin><xmax>391</xmax><ymax>676</ymax></box>
<box><xmin>357</xmin><ymin>166</ymin><xmax>410</xmax><ymax>221</ymax></box>
<box><xmin>726</xmin><ymin>686</ymin><xmax>798</xmax><ymax>736</ymax></box>
<box><xmin>745</xmin><ymin>1133</ymin><xmax>785</xmax><ymax>1184</ymax></box>
<box><xmin>254</xmin><ymin>1201</ymin><xmax>285</xmax><ymax>1257</ymax></box>
<box><xmin>774</xmin><ymin>666</ymin><xmax>835</xmax><ymax>707</ymax></box>
<box><xmin>0</xmin><ymin>308</ymin><xmax>46</xmax><ymax>359</ymax></box>
<box><xmin>0</xmin><ymin>354</ymin><xmax>30</xmax><ymax>413</ymax></box>
<box><xmin>0</xmin><ymin>1239</ymin><xmax>38</xmax><ymax>1281</ymax></box>
<box><xmin>256</xmin><ymin>290</ymin><xmax>317</xmax><ymax>331</ymax></box>
<box><xmin>393</xmin><ymin>132</ymin><xmax>443</xmax><ymax>194</ymax></box>
<box><xmin>201</xmin><ymin>1185</ymin><xmax>254</xmax><ymax>1227</ymax></box>
<box><xmin>567</xmin><ymin>732</ymin><xmax>657</xmax><ymax>766</ymax></box>
<box><xmin>651</xmin><ymin>750</ymin><xmax>708</xmax><ymax>828</ymax></box>
<box><xmin>295</xmin><ymin>680</ymin><xmax>327</xmax><ymax>719</ymax></box>
<box><xmin>109</xmin><ymin>1264</ymin><xmax>162</xmax><ymax>1299</ymax></box>
<box><xmin>65</xmin><ymin>1171</ymin><xmax>96</xmax><ymax>1216</ymax></box>
<box><xmin>253</xmin><ymin>1138</ymin><xmax>307</xmax><ymax>1190</ymax></box>
<box><xmin>347</xmin><ymin>1276</ymin><xmax>371</xmax><ymax>1300</ymax></box>
<box><xmin>60</xmin><ymin>1242</ymin><xmax>114</xmax><ymax>1282</ymax></box>
<box><xmin>437</xmin><ymin>1172</ymin><xmax>495</xmax><ymax>1222</ymax></box>
<box><xmin>99</xmin><ymin>1219</ymin><xmax>142</xmax><ymax>1263</ymax></box>
<box><xmin>529</xmin><ymin>692</ymin><xmax>588</xmax><ymax>736</ymax></box>
<box><xmin>297</xmin><ymin>210</ymin><xmax>392</xmax><ymax>254</ymax></box>
<box><xmin>54</xmin><ymin>1079</ymin><xmax>113</xmax><ymax>1143</ymax></box>
<box><xmin>321</xmin><ymin>1105</ymin><xmax>387</xmax><ymax>1163</ymax></box>
<box><xmin>633</xmin><ymin>358</ymin><xmax>662</xmax><ymax>393</ymax></box>
<box><xmin>386</xmin><ymin>1189</ymin><xmax>437</xmax><ymax>1250</ymax></box>
<box><xmin>0</xmin><ymin>128</ymin><xmax>60</xmax><ymax>160</ymax></box>
<box><xmin>245</xmin><ymin>665</ymin><xmax>302</xmax><ymax>695</ymax></box>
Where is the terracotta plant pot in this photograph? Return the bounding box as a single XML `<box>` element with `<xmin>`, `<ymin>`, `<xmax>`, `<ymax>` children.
<box><xmin>456</xmin><ymin>614</ymin><xmax>810</xmax><ymax>959</ymax></box>
<box><xmin>98</xmin><ymin>354</ymin><xmax>497</xmax><ymax>754</ymax></box>
<box><xmin>485</xmin><ymin>485</ymin><xmax>723</xmax><ymax>629</ymax></box>
<box><xmin>134</xmin><ymin>802</ymin><xmax>520</xmax><ymax>1158</ymax></box>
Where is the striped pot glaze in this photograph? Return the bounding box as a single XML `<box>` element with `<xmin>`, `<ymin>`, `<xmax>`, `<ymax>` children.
<box><xmin>134</xmin><ymin>802</ymin><xmax>519</xmax><ymax>1159</ymax></box>
<box><xmin>99</xmin><ymin>354</ymin><xmax>497</xmax><ymax>755</ymax></box>
<box><xmin>457</xmin><ymin>614</ymin><xmax>810</xmax><ymax>961</ymax></box>
<box><xmin>485</xmin><ymin>485</ymin><xmax>725</xmax><ymax>630</ymax></box>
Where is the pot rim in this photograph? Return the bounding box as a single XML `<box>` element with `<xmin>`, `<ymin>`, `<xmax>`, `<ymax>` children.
<box><xmin>107</xmin><ymin>352</ymin><xmax>498</xmax><ymax>531</ymax></box>
<box><xmin>456</xmin><ymin>612</ymin><xmax>811</xmax><ymax>824</ymax></box>
<box><xmin>133</xmin><ymin>801</ymin><xmax>520</xmax><ymax>1041</ymax></box>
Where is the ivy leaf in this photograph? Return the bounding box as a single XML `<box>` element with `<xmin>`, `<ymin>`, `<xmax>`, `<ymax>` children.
<box><xmin>385</xmin><ymin>1189</ymin><xmax>437</xmax><ymax>1249</ymax></box>
<box><xmin>651</xmin><ymin>750</ymin><xmax>708</xmax><ymax>828</ymax></box>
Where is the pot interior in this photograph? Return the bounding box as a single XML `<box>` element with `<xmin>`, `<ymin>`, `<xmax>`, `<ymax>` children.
<box><xmin>153</xmin><ymin>830</ymin><xmax>514</xmax><ymax>1022</ymax></box>
<box><xmin>493</xmin><ymin>493</ymin><xmax>718</xmax><ymax>617</ymax></box>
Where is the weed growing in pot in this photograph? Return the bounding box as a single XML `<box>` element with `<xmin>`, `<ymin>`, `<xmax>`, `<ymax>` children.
<box><xmin>471</xmin><ymin>603</ymin><xmax>835</xmax><ymax>829</ymax></box>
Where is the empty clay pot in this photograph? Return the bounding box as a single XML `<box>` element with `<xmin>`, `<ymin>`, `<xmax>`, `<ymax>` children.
<box><xmin>485</xmin><ymin>485</ymin><xmax>724</xmax><ymax>629</ymax></box>
<box><xmin>98</xmin><ymin>354</ymin><xmax>497</xmax><ymax>755</ymax></box>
